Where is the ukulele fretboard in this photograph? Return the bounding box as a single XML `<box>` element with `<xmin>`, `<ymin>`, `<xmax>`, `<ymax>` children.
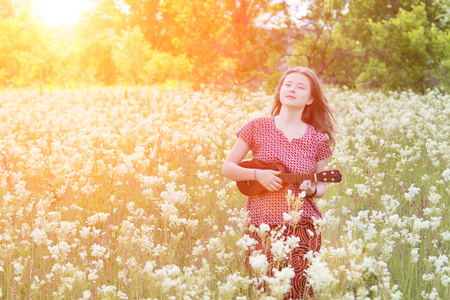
<box><xmin>280</xmin><ymin>173</ymin><xmax>315</xmax><ymax>183</ymax></box>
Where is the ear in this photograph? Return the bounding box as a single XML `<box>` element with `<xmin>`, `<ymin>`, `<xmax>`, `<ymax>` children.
<box><xmin>307</xmin><ymin>98</ymin><xmax>314</xmax><ymax>105</ymax></box>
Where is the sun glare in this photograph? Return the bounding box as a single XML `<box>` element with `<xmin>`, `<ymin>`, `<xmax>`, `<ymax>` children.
<box><xmin>30</xmin><ymin>0</ymin><xmax>92</xmax><ymax>28</ymax></box>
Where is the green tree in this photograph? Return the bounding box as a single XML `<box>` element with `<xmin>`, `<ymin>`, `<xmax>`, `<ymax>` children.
<box><xmin>338</xmin><ymin>0</ymin><xmax>450</xmax><ymax>92</ymax></box>
<box><xmin>123</xmin><ymin>0</ymin><xmax>288</xmax><ymax>88</ymax></box>
<box><xmin>0</xmin><ymin>3</ymin><xmax>60</xmax><ymax>88</ymax></box>
<box><xmin>74</xmin><ymin>0</ymin><xmax>128</xmax><ymax>85</ymax></box>
<box><xmin>287</xmin><ymin>0</ymin><xmax>364</xmax><ymax>87</ymax></box>
<box><xmin>286</xmin><ymin>0</ymin><xmax>450</xmax><ymax>92</ymax></box>
<box><xmin>112</xmin><ymin>26</ymin><xmax>192</xmax><ymax>85</ymax></box>
<box><xmin>357</xmin><ymin>4</ymin><xmax>450</xmax><ymax>92</ymax></box>
<box><xmin>125</xmin><ymin>0</ymin><xmax>162</xmax><ymax>47</ymax></box>
<box><xmin>112</xmin><ymin>26</ymin><xmax>151</xmax><ymax>85</ymax></box>
<box><xmin>0</xmin><ymin>0</ymin><xmax>14</xmax><ymax>18</ymax></box>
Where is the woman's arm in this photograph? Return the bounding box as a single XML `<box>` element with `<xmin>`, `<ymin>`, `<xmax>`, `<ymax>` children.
<box><xmin>299</xmin><ymin>157</ymin><xmax>329</xmax><ymax>198</ymax></box>
<box><xmin>221</xmin><ymin>138</ymin><xmax>282</xmax><ymax>192</ymax></box>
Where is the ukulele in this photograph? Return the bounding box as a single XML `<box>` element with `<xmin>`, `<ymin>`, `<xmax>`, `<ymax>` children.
<box><xmin>236</xmin><ymin>158</ymin><xmax>342</xmax><ymax>196</ymax></box>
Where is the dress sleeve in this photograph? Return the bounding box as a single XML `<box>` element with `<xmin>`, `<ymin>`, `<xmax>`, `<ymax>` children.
<box><xmin>236</xmin><ymin>118</ymin><xmax>259</xmax><ymax>149</ymax></box>
<box><xmin>316</xmin><ymin>132</ymin><xmax>333</xmax><ymax>162</ymax></box>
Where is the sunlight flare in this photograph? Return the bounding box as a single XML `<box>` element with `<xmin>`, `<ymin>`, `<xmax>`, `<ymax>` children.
<box><xmin>30</xmin><ymin>0</ymin><xmax>92</xmax><ymax>27</ymax></box>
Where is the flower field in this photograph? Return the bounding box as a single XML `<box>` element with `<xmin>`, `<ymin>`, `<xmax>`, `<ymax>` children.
<box><xmin>0</xmin><ymin>86</ymin><xmax>449</xmax><ymax>299</ymax></box>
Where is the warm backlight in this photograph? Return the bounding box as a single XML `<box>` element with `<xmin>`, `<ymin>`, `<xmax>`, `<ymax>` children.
<box><xmin>30</xmin><ymin>0</ymin><xmax>92</xmax><ymax>28</ymax></box>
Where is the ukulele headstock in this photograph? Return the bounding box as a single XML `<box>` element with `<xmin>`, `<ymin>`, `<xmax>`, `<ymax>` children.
<box><xmin>316</xmin><ymin>170</ymin><xmax>342</xmax><ymax>183</ymax></box>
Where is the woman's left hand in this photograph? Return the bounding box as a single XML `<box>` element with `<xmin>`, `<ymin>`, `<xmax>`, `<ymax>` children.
<box><xmin>299</xmin><ymin>180</ymin><xmax>315</xmax><ymax>196</ymax></box>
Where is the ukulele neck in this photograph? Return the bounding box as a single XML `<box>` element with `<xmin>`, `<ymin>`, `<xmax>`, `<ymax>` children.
<box><xmin>280</xmin><ymin>173</ymin><xmax>316</xmax><ymax>183</ymax></box>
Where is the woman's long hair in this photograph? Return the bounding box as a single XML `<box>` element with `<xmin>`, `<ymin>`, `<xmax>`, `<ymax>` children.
<box><xmin>271</xmin><ymin>67</ymin><xmax>337</xmax><ymax>147</ymax></box>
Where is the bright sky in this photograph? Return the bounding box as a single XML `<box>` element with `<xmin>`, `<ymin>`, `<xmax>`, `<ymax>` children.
<box><xmin>29</xmin><ymin>0</ymin><xmax>305</xmax><ymax>28</ymax></box>
<box><xmin>30</xmin><ymin>0</ymin><xmax>92</xmax><ymax>27</ymax></box>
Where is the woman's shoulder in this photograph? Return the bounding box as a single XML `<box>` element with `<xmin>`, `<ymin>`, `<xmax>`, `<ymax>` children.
<box><xmin>238</xmin><ymin>116</ymin><xmax>272</xmax><ymax>135</ymax></box>
<box><xmin>245</xmin><ymin>116</ymin><xmax>273</xmax><ymax>126</ymax></box>
<box><xmin>308</xmin><ymin>125</ymin><xmax>329</xmax><ymax>142</ymax></box>
<box><xmin>252</xmin><ymin>116</ymin><xmax>272</xmax><ymax>122</ymax></box>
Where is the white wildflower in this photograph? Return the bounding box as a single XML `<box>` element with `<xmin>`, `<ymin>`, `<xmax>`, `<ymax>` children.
<box><xmin>154</xmin><ymin>265</ymin><xmax>180</xmax><ymax>277</ymax></box>
<box><xmin>143</xmin><ymin>261</ymin><xmax>155</xmax><ymax>273</ymax></box>
<box><xmin>82</xmin><ymin>290</ymin><xmax>91</xmax><ymax>299</ymax></box>
<box><xmin>259</xmin><ymin>223</ymin><xmax>270</xmax><ymax>233</ymax></box>
<box><xmin>224</xmin><ymin>225</ymin><xmax>235</xmax><ymax>236</ymax></box>
<box><xmin>429</xmin><ymin>288</ymin><xmax>439</xmax><ymax>300</ymax></box>
<box><xmin>422</xmin><ymin>273</ymin><xmax>435</xmax><ymax>281</ymax></box>
<box><xmin>441</xmin><ymin>231</ymin><xmax>450</xmax><ymax>241</ymax></box>
<box><xmin>87</xmin><ymin>268</ymin><xmax>99</xmax><ymax>281</ymax></box>
<box><xmin>413</xmin><ymin>218</ymin><xmax>430</xmax><ymax>232</ymax></box>
<box><xmin>30</xmin><ymin>228</ymin><xmax>47</xmax><ymax>245</ymax></box>
<box><xmin>441</xmin><ymin>275</ymin><xmax>450</xmax><ymax>287</ymax></box>
<box><xmin>428</xmin><ymin>191</ymin><xmax>442</xmax><ymax>205</ymax></box>
<box><xmin>79</xmin><ymin>227</ymin><xmax>91</xmax><ymax>239</ymax></box>
<box><xmin>162</xmin><ymin>278</ymin><xmax>178</xmax><ymax>291</ymax></box>
<box><xmin>91</xmin><ymin>244</ymin><xmax>107</xmax><ymax>258</ymax></box>
<box><xmin>263</xmin><ymin>267</ymin><xmax>295</xmax><ymax>298</ymax></box>
<box><xmin>249</xmin><ymin>253</ymin><xmax>268</xmax><ymax>274</ymax></box>
<box><xmin>271</xmin><ymin>240</ymin><xmax>288</xmax><ymax>260</ymax></box>
<box><xmin>433</xmin><ymin>255</ymin><xmax>449</xmax><ymax>273</ymax></box>
<box><xmin>196</xmin><ymin>170</ymin><xmax>210</xmax><ymax>181</ymax></box>
<box><xmin>126</xmin><ymin>202</ymin><xmax>135</xmax><ymax>211</ymax></box>
<box><xmin>236</xmin><ymin>235</ymin><xmax>258</xmax><ymax>250</ymax></box>
<box><xmin>405</xmin><ymin>184</ymin><xmax>420</xmax><ymax>201</ymax></box>
<box><xmin>307</xmin><ymin>253</ymin><xmax>337</xmax><ymax>290</ymax></box>
<box><xmin>192</xmin><ymin>245</ymin><xmax>206</xmax><ymax>256</ymax></box>
<box><xmin>286</xmin><ymin>235</ymin><xmax>300</xmax><ymax>249</ymax></box>
<box><xmin>430</xmin><ymin>217</ymin><xmax>441</xmax><ymax>230</ymax></box>
<box><xmin>275</xmin><ymin>267</ymin><xmax>295</xmax><ymax>281</ymax></box>
<box><xmin>283</xmin><ymin>213</ymin><xmax>292</xmax><ymax>222</ymax></box>
<box><xmin>87</xmin><ymin>212</ymin><xmax>110</xmax><ymax>225</ymax></box>
<box><xmin>443</xmin><ymin>168</ymin><xmax>450</xmax><ymax>181</ymax></box>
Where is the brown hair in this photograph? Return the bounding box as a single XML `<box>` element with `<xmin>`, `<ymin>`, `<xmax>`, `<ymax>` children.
<box><xmin>271</xmin><ymin>67</ymin><xmax>337</xmax><ymax>147</ymax></box>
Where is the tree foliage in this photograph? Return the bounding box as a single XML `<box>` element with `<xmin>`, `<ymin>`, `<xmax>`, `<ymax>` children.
<box><xmin>0</xmin><ymin>0</ymin><xmax>448</xmax><ymax>93</ymax></box>
<box><xmin>284</xmin><ymin>0</ymin><xmax>450</xmax><ymax>93</ymax></box>
<box><xmin>0</xmin><ymin>3</ymin><xmax>59</xmax><ymax>87</ymax></box>
<box><xmin>287</xmin><ymin>0</ymin><xmax>364</xmax><ymax>87</ymax></box>
<box><xmin>358</xmin><ymin>4</ymin><xmax>450</xmax><ymax>92</ymax></box>
<box><xmin>121</xmin><ymin>0</ymin><xmax>287</xmax><ymax>87</ymax></box>
<box><xmin>112</xmin><ymin>26</ymin><xmax>192</xmax><ymax>85</ymax></box>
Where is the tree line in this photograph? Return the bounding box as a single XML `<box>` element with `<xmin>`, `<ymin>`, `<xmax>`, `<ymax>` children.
<box><xmin>1</xmin><ymin>0</ymin><xmax>449</xmax><ymax>93</ymax></box>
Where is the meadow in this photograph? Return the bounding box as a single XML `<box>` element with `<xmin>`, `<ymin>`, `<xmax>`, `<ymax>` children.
<box><xmin>0</xmin><ymin>86</ymin><xmax>449</xmax><ymax>299</ymax></box>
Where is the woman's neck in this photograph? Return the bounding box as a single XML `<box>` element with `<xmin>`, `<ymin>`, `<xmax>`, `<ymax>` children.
<box><xmin>274</xmin><ymin>107</ymin><xmax>309</xmax><ymax>142</ymax></box>
<box><xmin>276</xmin><ymin>106</ymin><xmax>306</xmax><ymax>127</ymax></box>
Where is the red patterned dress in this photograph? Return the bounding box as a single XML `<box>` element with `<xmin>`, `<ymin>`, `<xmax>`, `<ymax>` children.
<box><xmin>236</xmin><ymin>116</ymin><xmax>332</xmax><ymax>299</ymax></box>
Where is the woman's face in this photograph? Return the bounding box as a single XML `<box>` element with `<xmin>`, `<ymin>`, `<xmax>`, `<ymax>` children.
<box><xmin>279</xmin><ymin>72</ymin><xmax>313</xmax><ymax>110</ymax></box>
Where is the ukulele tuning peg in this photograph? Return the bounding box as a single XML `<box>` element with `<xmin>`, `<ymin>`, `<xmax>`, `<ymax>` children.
<box><xmin>324</xmin><ymin>178</ymin><xmax>327</xmax><ymax>182</ymax></box>
<box><xmin>323</xmin><ymin>172</ymin><xmax>326</xmax><ymax>175</ymax></box>
<box><xmin>331</xmin><ymin>171</ymin><xmax>335</xmax><ymax>174</ymax></box>
<box><xmin>332</xmin><ymin>178</ymin><xmax>335</xmax><ymax>182</ymax></box>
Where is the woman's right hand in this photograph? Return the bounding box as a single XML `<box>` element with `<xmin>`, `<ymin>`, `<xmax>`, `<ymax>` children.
<box><xmin>255</xmin><ymin>169</ymin><xmax>283</xmax><ymax>192</ymax></box>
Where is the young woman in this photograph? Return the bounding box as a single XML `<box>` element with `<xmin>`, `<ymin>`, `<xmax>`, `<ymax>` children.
<box><xmin>222</xmin><ymin>67</ymin><xmax>336</xmax><ymax>299</ymax></box>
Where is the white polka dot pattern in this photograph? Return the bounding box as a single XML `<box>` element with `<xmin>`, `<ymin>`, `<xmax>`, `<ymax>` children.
<box><xmin>236</xmin><ymin>117</ymin><xmax>333</xmax><ymax>225</ymax></box>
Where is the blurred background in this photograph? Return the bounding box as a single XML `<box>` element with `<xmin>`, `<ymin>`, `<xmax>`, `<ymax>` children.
<box><xmin>1</xmin><ymin>0</ymin><xmax>449</xmax><ymax>93</ymax></box>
